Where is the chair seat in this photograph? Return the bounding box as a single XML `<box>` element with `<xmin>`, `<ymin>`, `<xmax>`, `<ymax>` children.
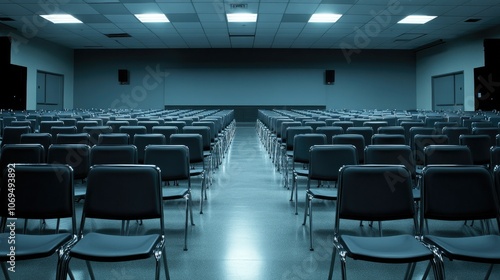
<box><xmin>424</xmin><ymin>235</ymin><xmax>500</xmax><ymax>263</ymax></box>
<box><xmin>69</xmin><ymin>233</ymin><xmax>161</xmax><ymax>262</ymax></box>
<box><xmin>294</xmin><ymin>169</ymin><xmax>308</xmax><ymax>177</ymax></box>
<box><xmin>163</xmin><ymin>187</ymin><xmax>189</xmax><ymax>200</ymax></box>
<box><xmin>307</xmin><ymin>188</ymin><xmax>337</xmax><ymax>200</ymax></box>
<box><xmin>75</xmin><ymin>184</ymin><xmax>87</xmax><ymax>199</ymax></box>
<box><xmin>189</xmin><ymin>167</ymin><xmax>205</xmax><ymax>177</ymax></box>
<box><xmin>340</xmin><ymin>234</ymin><xmax>433</xmax><ymax>263</ymax></box>
<box><xmin>0</xmin><ymin>233</ymin><xmax>72</xmax><ymax>260</ymax></box>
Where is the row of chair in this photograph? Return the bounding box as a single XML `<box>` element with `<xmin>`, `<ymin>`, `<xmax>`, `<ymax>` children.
<box><xmin>0</xmin><ymin>164</ymin><xmax>170</xmax><ymax>280</ymax></box>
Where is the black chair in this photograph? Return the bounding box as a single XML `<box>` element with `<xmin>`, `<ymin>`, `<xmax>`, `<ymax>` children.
<box><xmin>56</xmin><ymin>133</ymin><xmax>91</xmax><ymax>145</ymax></box>
<box><xmin>151</xmin><ymin>126</ymin><xmax>179</xmax><ymax>144</ymax></box>
<box><xmin>332</xmin><ymin>134</ymin><xmax>365</xmax><ymax>163</ymax></box>
<box><xmin>472</xmin><ymin>127</ymin><xmax>500</xmax><ymax>147</ymax></box>
<box><xmin>303</xmin><ymin>144</ymin><xmax>358</xmax><ymax>251</ymax></box>
<box><xmin>377</xmin><ymin>125</ymin><xmax>405</xmax><ymax>135</ymax></box>
<box><xmin>170</xmin><ymin>133</ymin><xmax>207</xmax><ymax>214</ymax></box>
<box><xmin>423</xmin><ymin>145</ymin><xmax>473</xmax><ymax>166</ymax></box>
<box><xmin>1</xmin><ymin>126</ymin><xmax>31</xmax><ymax>147</ymax></box>
<box><xmin>0</xmin><ymin>144</ymin><xmax>45</xmax><ymax>179</ymax></box>
<box><xmin>138</xmin><ymin>121</ymin><xmax>160</xmax><ymax>133</ymax></box>
<box><xmin>400</xmin><ymin>121</ymin><xmax>425</xmax><ymax>144</ymax></box>
<box><xmin>413</xmin><ymin>134</ymin><xmax>448</xmax><ymax>166</ymax></box>
<box><xmin>409</xmin><ymin>127</ymin><xmax>436</xmax><ymax>148</ymax></box>
<box><xmin>459</xmin><ymin>134</ymin><xmax>491</xmax><ymax>166</ymax></box>
<box><xmin>442</xmin><ymin>126</ymin><xmax>469</xmax><ymax>145</ymax></box>
<box><xmin>39</xmin><ymin>121</ymin><xmax>64</xmax><ymax>134</ymax></box>
<box><xmin>328</xmin><ymin>165</ymin><xmax>438</xmax><ymax>280</ymax></box>
<box><xmin>0</xmin><ymin>164</ymin><xmax>76</xmax><ymax>280</ymax></box>
<box><xmin>47</xmin><ymin>144</ymin><xmax>91</xmax><ymax>200</ymax></box>
<box><xmin>50</xmin><ymin>126</ymin><xmax>77</xmax><ymax>136</ymax></box>
<box><xmin>57</xmin><ymin>164</ymin><xmax>170</xmax><ymax>280</ymax></box>
<box><xmin>491</xmin><ymin>146</ymin><xmax>500</xmax><ymax>170</ymax></box>
<box><xmin>133</xmin><ymin>134</ymin><xmax>166</xmax><ymax>164</ymax></box>
<box><xmin>144</xmin><ymin>145</ymin><xmax>195</xmax><ymax>251</ymax></box>
<box><xmin>90</xmin><ymin>145</ymin><xmax>138</xmax><ymax>165</ymax></box>
<box><xmin>20</xmin><ymin>132</ymin><xmax>53</xmax><ymax>155</ymax></box>
<box><xmin>82</xmin><ymin>125</ymin><xmax>113</xmax><ymax>146</ymax></box>
<box><xmin>106</xmin><ymin>120</ymin><xmax>130</xmax><ymax>133</ymax></box>
<box><xmin>371</xmin><ymin>133</ymin><xmax>406</xmax><ymax>145</ymax></box>
<box><xmin>281</xmin><ymin>126</ymin><xmax>313</xmax><ymax>176</ymax></box>
<box><xmin>345</xmin><ymin>126</ymin><xmax>373</xmax><ymax>149</ymax></box>
<box><xmin>76</xmin><ymin>120</ymin><xmax>98</xmax><ymax>133</ymax></box>
<box><xmin>119</xmin><ymin>125</ymin><xmax>147</xmax><ymax>141</ymax></box>
<box><xmin>422</xmin><ymin>165</ymin><xmax>500</xmax><ymax>280</ymax></box>
<box><xmin>315</xmin><ymin>126</ymin><xmax>343</xmax><ymax>144</ymax></box>
<box><xmin>290</xmin><ymin>133</ymin><xmax>327</xmax><ymax>214</ymax></box>
<box><xmin>97</xmin><ymin>133</ymin><xmax>130</xmax><ymax>145</ymax></box>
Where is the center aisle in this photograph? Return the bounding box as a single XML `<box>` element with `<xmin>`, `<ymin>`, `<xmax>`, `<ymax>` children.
<box><xmin>170</xmin><ymin>124</ymin><xmax>333</xmax><ymax>280</ymax></box>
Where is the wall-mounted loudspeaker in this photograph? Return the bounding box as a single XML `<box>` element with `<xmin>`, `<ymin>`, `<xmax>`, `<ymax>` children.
<box><xmin>118</xmin><ymin>69</ymin><xmax>129</xmax><ymax>84</ymax></box>
<box><xmin>325</xmin><ymin>70</ymin><xmax>335</xmax><ymax>85</ymax></box>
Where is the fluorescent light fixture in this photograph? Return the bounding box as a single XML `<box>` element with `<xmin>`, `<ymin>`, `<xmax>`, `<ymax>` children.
<box><xmin>135</xmin><ymin>13</ymin><xmax>169</xmax><ymax>23</ymax></box>
<box><xmin>227</xmin><ymin>13</ymin><xmax>257</xmax><ymax>23</ymax></box>
<box><xmin>40</xmin><ymin>14</ymin><xmax>82</xmax><ymax>24</ymax></box>
<box><xmin>308</xmin><ymin>13</ymin><xmax>342</xmax><ymax>23</ymax></box>
<box><xmin>398</xmin><ymin>15</ymin><xmax>436</xmax><ymax>24</ymax></box>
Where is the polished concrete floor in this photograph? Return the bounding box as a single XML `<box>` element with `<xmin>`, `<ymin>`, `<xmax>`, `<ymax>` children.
<box><xmin>5</xmin><ymin>124</ymin><xmax>500</xmax><ymax>279</ymax></box>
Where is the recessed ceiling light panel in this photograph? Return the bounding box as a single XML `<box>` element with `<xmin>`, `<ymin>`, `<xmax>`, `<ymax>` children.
<box><xmin>398</xmin><ymin>15</ymin><xmax>436</xmax><ymax>24</ymax></box>
<box><xmin>135</xmin><ymin>13</ymin><xmax>169</xmax><ymax>23</ymax></box>
<box><xmin>308</xmin><ymin>13</ymin><xmax>342</xmax><ymax>23</ymax></box>
<box><xmin>227</xmin><ymin>13</ymin><xmax>257</xmax><ymax>23</ymax></box>
<box><xmin>40</xmin><ymin>14</ymin><xmax>82</xmax><ymax>24</ymax></box>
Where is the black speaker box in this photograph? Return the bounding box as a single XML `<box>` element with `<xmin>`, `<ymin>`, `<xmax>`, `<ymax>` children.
<box><xmin>118</xmin><ymin>69</ymin><xmax>129</xmax><ymax>84</ymax></box>
<box><xmin>0</xmin><ymin>36</ymin><xmax>11</xmax><ymax>66</ymax></box>
<box><xmin>325</xmin><ymin>70</ymin><xmax>335</xmax><ymax>85</ymax></box>
<box><xmin>484</xmin><ymin>39</ymin><xmax>500</xmax><ymax>68</ymax></box>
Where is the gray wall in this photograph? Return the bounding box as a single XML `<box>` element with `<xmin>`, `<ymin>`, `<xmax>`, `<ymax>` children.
<box><xmin>74</xmin><ymin>48</ymin><xmax>416</xmax><ymax>111</ymax></box>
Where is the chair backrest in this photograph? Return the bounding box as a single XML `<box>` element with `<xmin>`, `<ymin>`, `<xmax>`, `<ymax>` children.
<box><xmin>59</xmin><ymin>118</ymin><xmax>77</xmax><ymax>127</ymax></box>
<box><xmin>315</xmin><ymin>126</ymin><xmax>343</xmax><ymax>144</ymax></box>
<box><xmin>133</xmin><ymin>134</ymin><xmax>167</xmax><ymax>163</ymax></box>
<box><xmin>434</xmin><ymin>121</ymin><xmax>458</xmax><ymax>133</ymax></box>
<box><xmin>144</xmin><ymin>145</ymin><xmax>190</xmax><ymax>182</ymax></box>
<box><xmin>441</xmin><ymin>126</ymin><xmax>469</xmax><ymax>145</ymax></box>
<box><xmin>332</xmin><ymin>134</ymin><xmax>366</xmax><ymax>163</ymax></box>
<box><xmin>409</xmin><ymin>127</ymin><xmax>436</xmax><ymax>148</ymax></box>
<box><xmin>377</xmin><ymin>126</ymin><xmax>405</xmax><ymax>135</ymax></box>
<box><xmin>459</xmin><ymin>134</ymin><xmax>491</xmax><ymax>165</ymax></box>
<box><xmin>472</xmin><ymin>127</ymin><xmax>500</xmax><ymax>147</ymax></box>
<box><xmin>332</xmin><ymin>121</ymin><xmax>353</xmax><ymax>131</ymax></box>
<box><xmin>280</xmin><ymin>121</ymin><xmax>302</xmax><ymax>142</ymax></box>
<box><xmin>82</xmin><ymin>165</ymin><xmax>162</xmax><ymax>228</ymax></box>
<box><xmin>182</xmin><ymin>125</ymin><xmax>211</xmax><ymax>151</ymax></box>
<box><xmin>0</xmin><ymin>164</ymin><xmax>75</xmax><ymax>227</ymax></box>
<box><xmin>491</xmin><ymin>146</ymin><xmax>500</xmax><ymax>170</ymax></box>
<box><xmin>50</xmin><ymin>126</ymin><xmax>77</xmax><ymax>136</ymax></box>
<box><xmin>39</xmin><ymin>121</ymin><xmax>64</xmax><ymax>134</ymax></box>
<box><xmin>424</xmin><ymin>116</ymin><xmax>446</xmax><ymax>127</ymax></box>
<box><xmin>1</xmin><ymin>126</ymin><xmax>31</xmax><ymax>147</ymax></box>
<box><xmin>137</xmin><ymin>121</ymin><xmax>160</xmax><ymax>133</ymax></box>
<box><xmin>116</xmin><ymin>118</ymin><xmax>138</xmax><ymax>126</ymax></box>
<box><xmin>285</xmin><ymin>126</ymin><xmax>313</xmax><ymax>150</ymax></box>
<box><xmin>0</xmin><ymin>144</ymin><xmax>45</xmax><ymax>177</ymax></box>
<box><xmin>119</xmin><ymin>125</ymin><xmax>147</xmax><ymax>141</ymax></box>
<box><xmin>422</xmin><ymin>166</ymin><xmax>499</xmax><ymax>233</ymax></box>
<box><xmin>292</xmin><ymin>134</ymin><xmax>327</xmax><ymax>164</ymax></box>
<box><xmin>400</xmin><ymin>121</ymin><xmax>425</xmax><ymax>144</ymax></box>
<box><xmin>308</xmin><ymin>144</ymin><xmax>358</xmax><ymax>182</ymax></box>
<box><xmin>56</xmin><ymin>133</ymin><xmax>91</xmax><ymax>145</ymax></box>
<box><xmin>413</xmin><ymin>134</ymin><xmax>448</xmax><ymax>165</ymax></box>
<box><xmin>76</xmin><ymin>120</ymin><xmax>98</xmax><ymax>133</ymax></box>
<box><xmin>82</xmin><ymin>125</ymin><xmax>113</xmax><ymax>146</ymax></box>
<box><xmin>90</xmin><ymin>145</ymin><xmax>138</xmax><ymax>165</ymax></box>
<box><xmin>20</xmin><ymin>132</ymin><xmax>53</xmax><ymax>153</ymax></box>
<box><xmin>151</xmin><ymin>126</ymin><xmax>178</xmax><ymax>144</ymax></box>
<box><xmin>362</xmin><ymin>121</ymin><xmax>388</xmax><ymax>132</ymax></box>
<box><xmin>105</xmin><ymin>120</ymin><xmax>130</xmax><ymax>133</ymax></box>
<box><xmin>164</xmin><ymin>121</ymin><xmax>187</xmax><ymax>132</ymax></box>
<box><xmin>364</xmin><ymin>144</ymin><xmax>415</xmax><ymax>179</ymax></box>
<box><xmin>423</xmin><ymin>145</ymin><xmax>473</xmax><ymax>165</ymax></box>
<box><xmin>345</xmin><ymin>126</ymin><xmax>373</xmax><ymax>147</ymax></box>
<box><xmin>371</xmin><ymin>134</ymin><xmax>406</xmax><ymax>145</ymax></box>
<box><xmin>97</xmin><ymin>133</ymin><xmax>130</xmax><ymax>145</ymax></box>
<box><xmin>304</xmin><ymin>121</ymin><xmax>326</xmax><ymax>131</ymax></box>
<box><xmin>170</xmin><ymin>133</ymin><xmax>204</xmax><ymax>164</ymax></box>
<box><xmin>193</xmin><ymin>121</ymin><xmax>217</xmax><ymax>142</ymax></box>
<box><xmin>10</xmin><ymin>120</ymin><xmax>35</xmax><ymax>132</ymax></box>
<box><xmin>47</xmin><ymin>144</ymin><xmax>91</xmax><ymax>180</ymax></box>
<box><xmin>335</xmin><ymin>165</ymin><xmax>415</xmax><ymax>232</ymax></box>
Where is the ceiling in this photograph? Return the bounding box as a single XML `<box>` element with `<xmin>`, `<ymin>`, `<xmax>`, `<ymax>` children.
<box><xmin>1</xmin><ymin>0</ymin><xmax>500</xmax><ymax>50</ymax></box>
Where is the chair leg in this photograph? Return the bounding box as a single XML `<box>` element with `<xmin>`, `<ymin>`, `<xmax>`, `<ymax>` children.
<box><xmin>163</xmin><ymin>247</ymin><xmax>170</xmax><ymax>280</ymax></box>
<box><xmin>485</xmin><ymin>263</ymin><xmax>494</xmax><ymax>280</ymax></box>
<box><xmin>183</xmin><ymin>195</ymin><xmax>189</xmax><ymax>251</ymax></box>
<box><xmin>189</xmin><ymin>192</ymin><xmax>195</xmax><ymax>226</ymax></box>
<box><xmin>404</xmin><ymin>263</ymin><xmax>416</xmax><ymax>280</ymax></box>
<box><xmin>302</xmin><ymin>193</ymin><xmax>309</xmax><ymax>226</ymax></box>
<box><xmin>86</xmin><ymin>260</ymin><xmax>96</xmax><ymax>280</ymax></box>
<box><xmin>309</xmin><ymin>197</ymin><xmax>314</xmax><ymax>251</ymax></box>
<box><xmin>200</xmin><ymin>172</ymin><xmax>206</xmax><ymax>214</ymax></box>
<box><xmin>294</xmin><ymin>175</ymin><xmax>299</xmax><ymax>215</ymax></box>
<box><xmin>328</xmin><ymin>244</ymin><xmax>338</xmax><ymax>280</ymax></box>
